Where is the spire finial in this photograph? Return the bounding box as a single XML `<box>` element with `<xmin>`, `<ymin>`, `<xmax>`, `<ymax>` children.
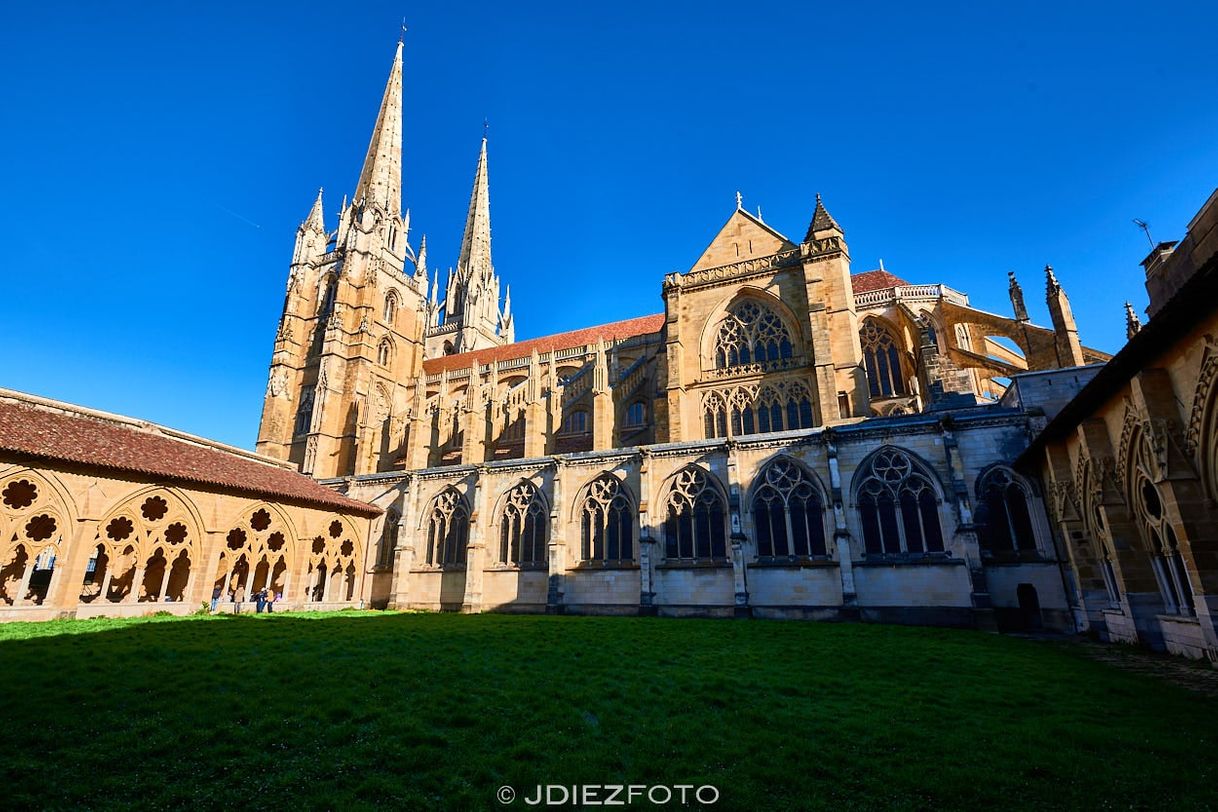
<box><xmin>1009</xmin><ymin>270</ymin><xmax>1029</xmax><ymax>321</ymax></box>
<box><xmin>735</xmin><ymin>191</ymin><xmax>743</xmax><ymax>210</ymax></box>
<box><xmin>399</xmin><ymin>18</ymin><xmax>407</xmax><ymax>45</ymax></box>
<box><xmin>1125</xmin><ymin>301</ymin><xmax>1142</xmax><ymax>339</ymax></box>
<box><xmin>483</xmin><ymin>118</ymin><xmax>489</xmax><ymax>140</ymax></box>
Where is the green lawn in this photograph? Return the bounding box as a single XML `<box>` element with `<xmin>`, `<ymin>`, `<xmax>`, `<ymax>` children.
<box><xmin>1</xmin><ymin>613</ymin><xmax>1215</xmax><ymax>810</ymax></box>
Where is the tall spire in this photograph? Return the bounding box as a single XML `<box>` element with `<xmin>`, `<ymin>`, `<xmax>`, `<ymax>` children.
<box><xmin>1008</xmin><ymin>270</ymin><xmax>1028</xmax><ymax>322</ymax></box>
<box><xmin>805</xmin><ymin>193</ymin><xmax>842</xmax><ymax>240</ymax></box>
<box><xmin>352</xmin><ymin>41</ymin><xmax>404</xmax><ymax>215</ymax></box>
<box><xmin>456</xmin><ymin>136</ymin><xmax>493</xmax><ymax>283</ymax></box>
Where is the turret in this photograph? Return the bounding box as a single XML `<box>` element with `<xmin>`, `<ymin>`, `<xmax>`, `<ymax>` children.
<box><xmin>1008</xmin><ymin>271</ymin><xmax>1029</xmax><ymax>322</ymax></box>
<box><xmin>1045</xmin><ymin>265</ymin><xmax>1085</xmax><ymax>367</ymax></box>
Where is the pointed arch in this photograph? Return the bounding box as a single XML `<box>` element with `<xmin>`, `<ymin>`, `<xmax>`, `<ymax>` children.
<box><xmin>0</xmin><ymin>468</ymin><xmax>77</xmax><ymax>607</ymax></box>
<box><xmin>852</xmin><ymin>446</ymin><xmax>945</xmax><ymax>556</ymax></box>
<box><xmin>704</xmin><ymin>292</ymin><xmax>798</xmax><ymax>372</ymax></box>
<box><xmin>383</xmin><ymin>288</ymin><xmax>400</xmax><ymax>326</ymax></box>
<box><xmin>575</xmin><ymin>472</ymin><xmax>635</xmax><ymax>564</ymax></box>
<box><xmin>1125</xmin><ymin>426</ymin><xmax>1196</xmax><ymax>616</ymax></box>
<box><xmin>974</xmin><ymin>465</ymin><xmax>1039</xmax><ymax>556</ymax></box>
<box><xmin>860</xmin><ymin>317</ymin><xmax>909</xmax><ymax>399</ymax></box>
<box><xmin>749</xmin><ymin>456</ymin><xmax>829</xmax><ymax>558</ymax></box>
<box><xmin>422</xmin><ymin>486</ymin><xmax>470</xmax><ymax>567</ymax></box>
<box><xmin>495</xmin><ymin>480</ymin><xmax>549</xmax><ymax>566</ymax></box>
<box><xmin>659</xmin><ymin>465</ymin><xmax>729</xmax><ymax>561</ymax></box>
<box><xmin>214</xmin><ymin>502</ymin><xmax>299</xmax><ymax>606</ymax></box>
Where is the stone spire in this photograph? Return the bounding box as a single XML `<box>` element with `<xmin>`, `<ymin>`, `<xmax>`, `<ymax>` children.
<box><xmin>303</xmin><ymin>188</ymin><xmax>326</xmax><ymax>233</ymax></box>
<box><xmin>1008</xmin><ymin>271</ymin><xmax>1029</xmax><ymax>322</ymax></box>
<box><xmin>1125</xmin><ymin>302</ymin><xmax>1142</xmax><ymax>339</ymax></box>
<box><xmin>414</xmin><ymin>234</ymin><xmax>428</xmax><ymax>285</ymax></box>
<box><xmin>457</xmin><ymin>136</ymin><xmax>493</xmax><ymax>285</ymax></box>
<box><xmin>352</xmin><ymin>41</ymin><xmax>404</xmax><ymax>215</ymax></box>
<box><xmin>805</xmin><ymin>193</ymin><xmax>842</xmax><ymax>240</ymax></box>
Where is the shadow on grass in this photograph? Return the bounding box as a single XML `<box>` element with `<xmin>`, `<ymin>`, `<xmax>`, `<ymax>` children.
<box><xmin>1</xmin><ymin>613</ymin><xmax>1215</xmax><ymax>810</ymax></box>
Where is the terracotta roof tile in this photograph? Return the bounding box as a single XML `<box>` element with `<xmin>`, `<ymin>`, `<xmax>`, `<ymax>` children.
<box><xmin>851</xmin><ymin>269</ymin><xmax>910</xmax><ymax>293</ymax></box>
<box><xmin>424</xmin><ymin>313</ymin><xmax>665</xmax><ymax>374</ymax></box>
<box><xmin>0</xmin><ymin>392</ymin><xmax>380</xmax><ymax>517</ymax></box>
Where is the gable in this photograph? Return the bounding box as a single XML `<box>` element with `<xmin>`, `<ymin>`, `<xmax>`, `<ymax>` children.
<box><xmin>690</xmin><ymin>209</ymin><xmax>796</xmax><ymax>272</ymax></box>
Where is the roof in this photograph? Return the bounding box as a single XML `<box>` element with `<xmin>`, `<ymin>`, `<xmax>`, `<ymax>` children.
<box><xmin>424</xmin><ymin>313</ymin><xmax>666</xmax><ymax>374</ymax></box>
<box><xmin>851</xmin><ymin>269</ymin><xmax>911</xmax><ymax>293</ymax></box>
<box><xmin>0</xmin><ymin>389</ymin><xmax>380</xmax><ymax>517</ymax></box>
<box><xmin>1015</xmin><ymin>248</ymin><xmax>1218</xmax><ymax>467</ymax></box>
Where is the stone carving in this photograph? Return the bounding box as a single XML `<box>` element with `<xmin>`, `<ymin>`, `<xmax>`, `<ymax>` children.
<box><xmin>268</xmin><ymin>368</ymin><xmax>290</xmax><ymax>399</ymax></box>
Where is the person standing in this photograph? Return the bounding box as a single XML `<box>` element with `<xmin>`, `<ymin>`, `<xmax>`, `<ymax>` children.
<box><xmin>265</xmin><ymin>589</ymin><xmax>276</xmax><ymax>614</ymax></box>
<box><xmin>255</xmin><ymin>588</ymin><xmax>267</xmax><ymax>614</ymax></box>
<box><xmin>233</xmin><ymin>584</ymin><xmax>245</xmax><ymax>614</ymax></box>
<box><xmin>210</xmin><ymin>585</ymin><xmax>221</xmax><ymax>613</ymax></box>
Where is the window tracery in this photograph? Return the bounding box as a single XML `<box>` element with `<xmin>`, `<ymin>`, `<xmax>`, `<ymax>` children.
<box><xmin>713</xmin><ymin>300</ymin><xmax>794</xmax><ymax>370</ymax></box>
<box><xmin>580</xmin><ymin>474</ymin><xmax>633</xmax><ymax>563</ymax></box>
<box><xmin>0</xmin><ymin>472</ymin><xmax>70</xmax><ymax>607</ymax></box>
<box><xmin>860</xmin><ymin>320</ymin><xmax>906</xmax><ymax>398</ymax></box>
<box><xmin>499</xmin><ymin>482</ymin><xmax>548</xmax><ymax>566</ymax></box>
<box><xmin>1129</xmin><ymin>432</ymin><xmax>1195</xmax><ymax>617</ymax></box>
<box><xmin>215</xmin><ymin>505</ymin><xmax>292</xmax><ymax>606</ymax></box>
<box><xmin>975</xmin><ymin>467</ymin><xmax>1038</xmax><ymax>556</ymax></box>
<box><xmin>751</xmin><ymin>459</ymin><xmax>827</xmax><ymax>558</ymax></box>
<box><xmin>304</xmin><ymin>517</ymin><xmax>360</xmax><ymax>603</ymax></box>
<box><xmin>855</xmin><ymin>448</ymin><xmax>944</xmax><ymax>556</ymax></box>
<box><xmin>383</xmin><ymin>291</ymin><xmax>399</xmax><ymax>326</ymax></box>
<box><xmin>663</xmin><ymin>467</ymin><xmax>727</xmax><ymax>561</ymax></box>
<box><xmin>425</xmin><ymin>488</ymin><xmax>469</xmax><ymax>567</ymax></box>
<box><xmin>702</xmin><ymin>380</ymin><xmax>815</xmax><ymax>439</ymax></box>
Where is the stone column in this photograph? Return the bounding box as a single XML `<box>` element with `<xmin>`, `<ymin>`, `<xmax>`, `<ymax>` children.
<box><xmin>724</xmin><ymin>440</ymin><xmax>750</xmax><ymax>617</ymax></box>
<box><xmin>546</xmin><ymin>461</ymin><xmax>567</xmax><ymax>613</ymax></box>
<box><xmin>462</xmin><ymin>468</ymin><xmax>488</xmax><ymax>613</ymax></box>
<box><xmin>125</xmin><ymin>562</ymin><xmax>146</xmax><ymax>605</ymax></box>
<box><xmin>157</xmin><ymin>559</ymin><xmax>172</xmax><ymax>603</ymax></box>
<box><xmin>638</xmin><ymin>449</ymin><xmax>657</xmax><ymax>614</ymax></box>
<box><xmin>938</xmin><ymin>417</ymin><xmax>993</xmax><ymax>628</ymax></box>
<box><xmin>14</xmin><ymin>555</ymin><xmax>36</xmax><ymax>606</ymax></box>
<box><xmin>825</xmin><ymin>431</ymin><xmax>857</xmax><ymax>610</ymax></box>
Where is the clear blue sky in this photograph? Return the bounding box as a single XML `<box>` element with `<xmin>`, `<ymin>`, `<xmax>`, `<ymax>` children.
<box><xmin>3</xmin><ymin>1</ymin><xmax>1216</xmax><ymax>449</ymax></box>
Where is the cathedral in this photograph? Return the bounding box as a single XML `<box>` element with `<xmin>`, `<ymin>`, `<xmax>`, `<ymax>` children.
<box><xmin>5</xmin><ymin>40</ymin><xmax>1216</xmax><ymax>663</ymax></box>
<box><xmin>253</xmin><ymin>42</ymin><xmax>1113</xmax><ymax>629</ymax></box>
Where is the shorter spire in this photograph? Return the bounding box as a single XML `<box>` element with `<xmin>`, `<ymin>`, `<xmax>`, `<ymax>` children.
<box><xmin>302</xmin><ymin>188</ymin><xmax>325</xmax><ymax>232</ymax></box>
<box><xmin>1008</xmin><ymin>270</ymin><xmax>1029</xmax><ymax>322</ymax></box>
<box><xmin>805</xmin><ymin>193</ymin><xmax>842</xmax><ymax>240</ymax></box>
<box><xmin>1125</xmin><ymin>302</ymin><xmax>1142</xmax><ymax>339</ymax></box>
<box><xmin>1045</xmin><ymin>264</ymin><xmax>1061</xmax><ymax>298</ymax></box>
<box><xmin>414</xmin><ymin>234</ymin><xmax>428</xmax><ymax>281</ymax></box>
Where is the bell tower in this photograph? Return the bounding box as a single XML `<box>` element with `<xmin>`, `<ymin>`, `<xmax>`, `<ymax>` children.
<box><xmin>256</xmin><ymin>40</ymin><xmax>429</xmax><ymax>477</ymax></box>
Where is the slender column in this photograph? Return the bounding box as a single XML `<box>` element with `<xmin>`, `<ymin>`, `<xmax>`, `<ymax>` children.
<box><xmin>825</xmin><ymin>430</ymin><xmax>856</xmax><ymax>606</ymax></box>
<box><xmin>321</xmin><ymin>566</ymin><xmax>333</xmax><ymax>602</ymax></box>
<box><xmin>15</xmin><ymin>558</ymin><xmax>36</xmax><ymax>606</ymax></box>
<box><xmin>546</xmin><ymin>461</ymin><xmax>566</xmax><ymax>613</ymax></box>
<box><xmin>157</xmin><ymin>558</ymin><xmax>172</xmax><ymax>602</ymax></box>
<box><xmin>638</xmin><ymin>449</ymin><xmax>657</xmax><ymax>613</ymax></box>
<box><xmin>125</xmin><ymin>563</ymin><xmax>145</xmax><ymax>604</ymax></box>
<box><xmin>462</xmin><ymin>468</ymin><xmax>488</xmax><ymax>613</ymax></box>
<box><xmin>724</xmin><ymin>440</ymin><xmax>750</xmax><ymax>616</ymax></box>
<box><xmin>99</xmin><ymin>566</ymin><xmax>115</xmax><ymax>603</ymax></box>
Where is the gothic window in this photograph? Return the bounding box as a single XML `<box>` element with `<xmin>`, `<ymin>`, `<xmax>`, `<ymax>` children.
<box><xmin>752</xmin><ymin>459</ymin><xmax>827</xmax><ymax>558</ymax></box>
<box><xmin>975</xmin><ymin>467</ymin><xmax>1038</xmax><ymax>555</ymax></box>
<box><xmin>855</xmin><ymin>447</ymin><xmax>944</xmax><ymax>556</ymax></box>
<box><xmin>1138</xmin><ymin>476</ymin><xmax>1195</xmax><ymax>617</ymax></box>
<box><xmin>703</xmin><ymin>392</ymin><xmax>728</xmax><ymax>439</ymax></box>
<box><xmin>377</xmin><ymin>507</ymin><xmax>400</xmax><ymax>568</ymax></box>
<box><xmin>383</xmin><ymin>291</ymin><xmax>399</xmax><ymax>326</ymax></box>
<box><xmin>625</xmin><ymin>400</ymin><xmax>646</xmax><ymax>427</ymax></box>
<box><xmin>580</xmin><ymin>474</ymin><xmax>633</xmax><ymax>563</ymax></box>
<box><xmin>499</xmin><ymin>482</ymin><xmax>548</xmax><ymax>566</ymax></box>
<box><xmin>561</xmin><ymin>409</ymin><xmax>589</xmax><ymax>435</ymax></box>
<box><xmin>319</xmin><ymin>275</ymin><xmax>337</xmax><ymax>317</ymax></box>
<box><xmin>425</xmin><ymin>488</ymin><xmax>469</xmax><ymax>567</ymax></box>
<box><xmin>860</xmin><ymin>320</ymin><xmax>906</xmax><ymax>398</ymax></box>
<box><xmin>377</xmin><ymin>338</ymin><xmax>393</xmax><ymax>367</ymax></box>
<box><xmin>294</xmin><ymin>387</ymin><xmax>315</xmax><ymax>436</ymax></box>
<box><xmin>663</xmin><ymin>467</ymin><xmax>728</xmax><ymax>561</ymax></box>
<box><xmin>713</xmin><ymin>300</ymin><xmax>794</xmax><ymax>370</ymax></box>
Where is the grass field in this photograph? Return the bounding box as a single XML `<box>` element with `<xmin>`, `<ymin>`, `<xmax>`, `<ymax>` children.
<box><xmin>1</xmin><ymin>612</ymin><xmax>1215</xmax><ymax>810</ymax></box>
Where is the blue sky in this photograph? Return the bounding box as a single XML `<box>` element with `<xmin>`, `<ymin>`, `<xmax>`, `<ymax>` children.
<box><xmin>3</xmin><ymin>1</ymin><xmax>1216</xmax><ymax>449</ymax></box>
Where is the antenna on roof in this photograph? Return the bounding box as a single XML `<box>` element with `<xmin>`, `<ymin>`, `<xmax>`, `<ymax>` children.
<box><xmin>1133</xmin><ymin>218</ymin><xmax>1154</xmax><ymax>248</ymax></box>
<box><xmin>756</xmin><ymin>205</ymin><xmax>763</xmax><ymax>220</ymax></box>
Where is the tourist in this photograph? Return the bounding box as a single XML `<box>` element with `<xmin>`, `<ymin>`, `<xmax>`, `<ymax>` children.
<box><xmin>255</xmin><ymin>588</ymin><xmax>267</xmax><ymax>614</ymax></box>
<box><xmin>265</xmin><ymin>589</ymin><xmax>275</xmax><ymax>613</ymax></box>
<box><xmin>210</xmin><ymin>585</ymin><xmax>221</xmax><ymax>613</ymax></box>
<box><xmin>233</xmin><ymin>584</ymin><xmax>245</xmax><ymax>614</ymax></box>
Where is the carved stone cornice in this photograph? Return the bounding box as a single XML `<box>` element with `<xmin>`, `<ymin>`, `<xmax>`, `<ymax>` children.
<box><xmin>676</xmin><ymin>249</ymin><xmax>802</xmax><ymax>292</ymax></box>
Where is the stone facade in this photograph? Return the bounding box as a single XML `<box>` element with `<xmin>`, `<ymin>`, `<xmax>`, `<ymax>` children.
<box><xmin>243</xmin><ymin>42</ymin><xmax>1124</xmax><ymax>631</ymax></box>
<box><xmin>1023</xmin><ymin>189</ymin><xmax>1218</xmax><ymax>661</ymax></box>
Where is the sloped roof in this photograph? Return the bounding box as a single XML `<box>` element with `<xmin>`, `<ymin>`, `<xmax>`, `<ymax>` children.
<box><xmin>424</xmin><ymin>313</ymin><xmax>666</xmax><ymax>374</ymax></box>
<box><xmin>0</xmin><ymin>390</ymin><xmax>380</xmax><ymax>517</ymax></box>
<box><xmin>851</xmin><ymin>269</ymin><xmax>910</xmax><ymax>293</ymax></box>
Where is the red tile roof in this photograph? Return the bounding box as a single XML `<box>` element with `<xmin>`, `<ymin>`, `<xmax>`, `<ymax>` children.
<box><xmin>0</xmin><ymin>391</ymin><xmax>380</xmax><ymax>517</ymax></box>
<box><xmin>851</xmin><ymin>269</ymin><xmax>910</xmax><ymax>293</ymax></box>
<box><xmin>424</xmin><ymin>313</ymin><xmax>666</xmax><ymax>374</ymax></box>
